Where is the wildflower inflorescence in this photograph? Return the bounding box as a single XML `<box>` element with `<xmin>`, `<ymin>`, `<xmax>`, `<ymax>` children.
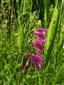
<box><xmin>22</xmin><ymin>28</ymin><xmax>48</xmax><ymax>73</ymax></box>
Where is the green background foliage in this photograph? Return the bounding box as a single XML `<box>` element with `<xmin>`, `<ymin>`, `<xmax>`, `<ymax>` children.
<box><xmin>0</xmin><ymin>0</ymin><xmax>64</xmax><ymax>85</ymax></box>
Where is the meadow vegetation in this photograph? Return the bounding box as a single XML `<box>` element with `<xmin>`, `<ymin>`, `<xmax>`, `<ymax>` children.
<box><xmin>0</xmin><ymin>0</ymin><xmax>64</xmax><ymax>85</ymax></box>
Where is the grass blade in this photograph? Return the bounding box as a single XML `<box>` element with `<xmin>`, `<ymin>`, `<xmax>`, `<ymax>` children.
<box><xmin>45</xmin><ymin>1</ymin><xmax>60</xmax><ymax>63</ymax></box>
<box><xmin>52</xmin><ymin>64</ymin><xmax>64</xmax><ymax>85</ymax></box>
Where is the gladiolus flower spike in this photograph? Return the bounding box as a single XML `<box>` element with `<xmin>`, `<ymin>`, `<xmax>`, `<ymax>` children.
<box><xmin>22</xmin><ymin>28</ymin><xmax>48</xmax><ymax>73</ymax></box>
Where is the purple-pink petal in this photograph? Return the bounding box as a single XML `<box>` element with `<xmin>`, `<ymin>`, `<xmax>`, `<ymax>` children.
<box><xmin>36</xmin><ymin>46</ymin><xmax>44</xmax><ymax>53</ymax></box>
<box><xmin>33</xmin><ymin>32</ymin><xmax>46</xmax><ymax>39</ymax></box>
<box><xmin>34</xmin><ymin>62</ymin><xmax>42</xmax><ymax>69</ymax></box>
<box><xmin>31</xmin><ymin>39</ymin><xmax>47</xmax><ymax>46</ymax></box>
<box><xmin>32</xmin><ymin>28</ymin><xmax>48</xmax><ymax>39</ymax></box>
<box><xmin>31</xmin><ymin>40</ymin><xmax>45</xmax><ymax>53</ymax></box>
<box><xmin>28</xmin><ymin>54</ymin><xmax>44</xmax><ymax>63</ymax></box>
<box><xmin>35</xmin><ymin>28</ymin><xmax>48</xmax><ymax>32</ymax></box>
<box><xmin>28</xmin><ymin>53</ymin><xmax>44</xmax><ymax>69</ymax></box>
<box><xmin>22</xmin><ymin>61</ymin><xmax>29</xmax><ymax>73</ymax></box>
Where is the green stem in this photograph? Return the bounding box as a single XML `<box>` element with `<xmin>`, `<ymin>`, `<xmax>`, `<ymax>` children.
<box><xmin>38</xmin><ymin>71</ymin><xmax>41</xmax><ymax>85</ymax></box>
<box><xmin>44</xmin><ymin>0</ymin><xmax>48</xmax><ymax>28</ymax></box>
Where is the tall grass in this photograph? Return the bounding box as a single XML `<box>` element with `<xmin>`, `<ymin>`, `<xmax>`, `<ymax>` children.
<box><xmin>46</xmin><ymin>0</ymin><xmax>59</xmax><ymax>64</ymax></box>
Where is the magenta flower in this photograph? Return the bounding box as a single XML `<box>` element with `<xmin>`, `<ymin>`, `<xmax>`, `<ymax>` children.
<box><xmin>34</xmin><ymin>28</ymin><xmax>48</xmax><ymax>32</ymax></box>
<box><xmin>28</xmin><ymin>53</ymin><xmax>44</xmax><ymax>69</ymax></box>
<box><xmin>31</xmin><ymin>39</ymin><xmax>47</xmax><ymax>45</ymax></box>
<box><xmin>33</xmin><ymin>62</ymin><xmax>41</xmax><ymax>69</ymax></box>
<box><xmin>32</xmin><ymin>28</ymin><xmax>48</xmax><ymax>39</ymax></box>
<box><xmin>36</xmin><ymin>45</ymin><xmax>44</xmax><ymax>53</ymax></box>
<box><xmin>31</xmin><ymin>40</ymin><xmax>46</xmax><ymax>53</ymax></box>
<box><xmin>22</xmin><ymin>61</ymin><xmax>29</xmax><ymax>73</ymax></box>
